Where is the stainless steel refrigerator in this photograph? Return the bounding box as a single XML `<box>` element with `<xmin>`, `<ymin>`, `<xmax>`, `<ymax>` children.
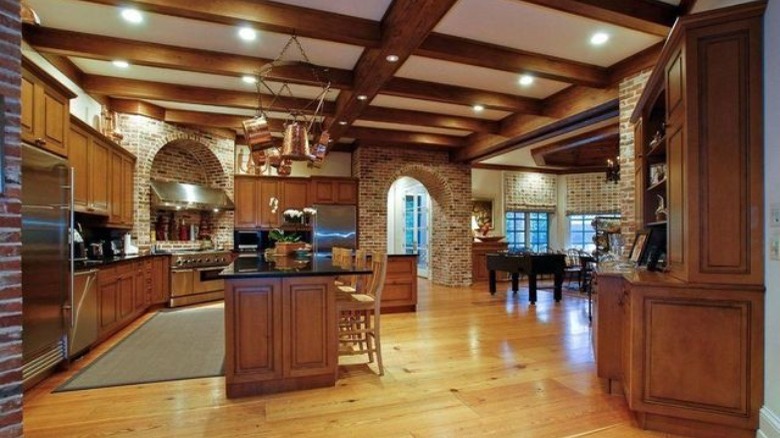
<box><xmin>21</xmin><ymin>144</ymin><xmax>70</xmax><ymax>388</ymax></box>
<box><xmin>312</xmin><ymin>204</ymin><xmax>357</xmax><ymax>255</ymax></box>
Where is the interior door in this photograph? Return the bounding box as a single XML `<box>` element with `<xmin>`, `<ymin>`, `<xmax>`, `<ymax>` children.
<box><xmin>403</xmin><ymin>193</ymin><xmax>430</xmax><ymax>278</ymax></box>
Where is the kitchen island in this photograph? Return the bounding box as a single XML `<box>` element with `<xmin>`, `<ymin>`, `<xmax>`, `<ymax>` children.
<box><xmin>219</xmin><ymin>255</ymin><xmax>371</xmax><ymax>398</ymax></box>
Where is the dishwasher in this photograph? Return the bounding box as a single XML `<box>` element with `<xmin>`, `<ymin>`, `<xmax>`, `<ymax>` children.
<box><xmin>67</xmin><ymin>269</ymin><xmax>99</xmax><ymax>359</ymax></box>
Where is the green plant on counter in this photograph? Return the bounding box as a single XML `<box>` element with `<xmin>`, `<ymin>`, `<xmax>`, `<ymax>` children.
<box><xmin>269</xmin><ymin>229</ymin><xmax>301</xmax><ymax>243</ymax></box>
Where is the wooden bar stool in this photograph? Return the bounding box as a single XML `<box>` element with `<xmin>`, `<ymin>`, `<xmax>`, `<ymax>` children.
<box><xmin>337</xmin><ymin>248</ymin><xmax>368</xmax><ymax>294</ymax></box>
<box><xmin>337</xmin><ymin>252</ymin><xmax>387</xmax><ymax>376</ymax></box>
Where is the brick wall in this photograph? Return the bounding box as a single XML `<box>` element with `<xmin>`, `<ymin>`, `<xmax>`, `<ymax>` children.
<box><xmin>353</xmin><ymin>146</ymin><xmax>472</xmax><ymax>287</ymax></box>
<box><xmin>565</xmin><ymin>173</ymin><xmax>620</xmax><ymax>215</ymax></box>
<box><xmin>618</xmin><ymin>70</ymin><xmax>652</xmax><ymax>251</ymax></box>
<box><xmin>115</xmin><ymin>115</ymin><xmax>235</xmax><ymax>251</ymax></box>
<box><xmin>0</xmin><ymin>1</ymin><xmax>23</xmax><ymax>436</ymax></box>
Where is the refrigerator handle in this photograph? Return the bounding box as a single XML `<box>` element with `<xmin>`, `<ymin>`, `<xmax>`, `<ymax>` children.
<box><xmin>67</xmin><ymin>167</ymin><xmax>75</xmax><ymax>328</ymax></box>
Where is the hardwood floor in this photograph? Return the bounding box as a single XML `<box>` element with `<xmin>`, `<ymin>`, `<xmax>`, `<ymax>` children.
<box><xmin>23</xmin><ymin>281</ymin><xmax>685</xmax><ymax>437</ymax></box>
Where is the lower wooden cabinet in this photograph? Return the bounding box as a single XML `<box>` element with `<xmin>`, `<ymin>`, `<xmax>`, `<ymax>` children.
<box><xmin>595</xmin><ymin>272</ymin><xmax>764</xmax><ymax>437</ymax></box>
<box><xmin>382</xmin><ymin>255</ymin><xmax>418</xmax><ymax>312</ymax></box>
<box><xmin>472</xmin><ymin>241</ymin><xmax>508</xmax><ymax>282</ymax></box>
<box><xmin>150</xmin><ymin>256</ymin><xmax>171</xmax><ymax>305</ymax></box>
<box><xmin>224</xmin><ymin>276</ymin><xmax>337</xmax><ymax>398</ymax></box>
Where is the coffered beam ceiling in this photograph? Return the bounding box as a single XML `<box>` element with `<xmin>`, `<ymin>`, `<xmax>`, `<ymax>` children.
<box><xmin>531</xmin><ymin>124</ymin><xmax>619</xmax><ymax>166</ymax></box>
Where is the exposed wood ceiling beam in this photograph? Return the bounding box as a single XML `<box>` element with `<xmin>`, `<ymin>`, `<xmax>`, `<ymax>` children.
<box><xmin>345</xmin><ymin>127</ymin><xmax>465</xmax><ymax>148</ymax></box>
<box><xmin>359</xmin><ymin>106</ymin><xmax>499</xmax><ymax>134</ymax></box>
<box><xmin>679</xmin><ymin>0</ymin><xmax>698</xmax><ymax>15</ymax></box>
<box><xmin>418</xmin><ymin>34</ymin><xmax>609</xmax><ymax>87</ymax></box>
<box><xmin>470</xmin><ymin>162</ymin><xmax>608</xmax><ymax>175</ymax></box>
<box><xmin>75</xmin><ymin>0</ymin><xmax>381</xmax><ymax>47</ymax></box>
<box><xmin>517</xmin><ymin>0</ymin><xmax>678</xmax><ymax>37</ymax></box>
<box><xmin>326</xmin><ymin>0</ymin><xmax>458</xmax><ymax>140</ymax></box>
<box><xmin>109</xmin><ymin>98</ymin><xmax>166</xmax><ymax>119</ymax></box>
<box><xmin>164</xmin><ymin>109</ymin><xmax>284</xmax><ymax>131</ymax></box>
<box><xmin>384</xmin><ymin>77</ymin><xmax>542</xmax><ymax>114</ymax></box>
<box><xmin>607</xmin><ymin>42</ymin><xmax>662</xmax><ymax>84</ymax></box>
<box><xmin>23</xmin><ymin>26</ymin><xmax>354</xmax><ymax>89</ymax></box>
<box><xmin>82</xmin><ymin>75</ymin><xmax>332</xmax><ymax>114</ymax></box>
<box><xmin>530</xmin><ymin>124</ymin><xmax>618</xmax><ymax>165</ymax></box>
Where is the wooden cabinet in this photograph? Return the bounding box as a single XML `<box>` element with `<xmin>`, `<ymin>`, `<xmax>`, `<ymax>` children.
<box><xmin>224</xmin><ymin>276</ymin><xmax>337</xmax><ymax>398</ymax></box>
<box><xmin>382</xmin><ymin>255</ymin><xmax>417</xmax><ymax>312</ymax></box>
<box><xmin>310</xmin><ymin>177</ymin><xmax>358</xmax><ymax>205</ymax></box>
<box><xmin>258</xmin><ymin>179</ymin><xmax>281</xmax><ymax>227</ymax></box>
<box><xmin>279</xmin><ymin>179</ymin><xmax>310</xmax><ymax>212</ymax></box>
<box><xmin>472</xmin><ymin>241</ymin><xmax>508</xmax><ymax>282</ymax></box>
<box><xmin>234</xmin><ymin>176</ymin><xmax>317</xmax><ymax>229</ymax></box>
<box><xmin>150</xmin><ymin>256</ymin><xmax>171</xmax><ymax>305</ymax></box>
<box><xmin>234</xmin><ymin>176</ymin><xmax>259</xmax><ymax>229</ymax></box>
<box><xmin>69</xmin><ymin>117</ymin><xmax>133</xmax><ymax>218</ymax></box>
<box><xmin>117</xmin><ymin>264</ymin><xmax>135</xmax><ymax>320</ymax></box>
<box><xmin>21</xmin><ymin>60</ymin><xmax>74</xmax><ymax>158</ymax></box>
<box><xmin>97</xmin><ymin>267</ymin><xmax>119</xmax><ymax>336</ymax></box>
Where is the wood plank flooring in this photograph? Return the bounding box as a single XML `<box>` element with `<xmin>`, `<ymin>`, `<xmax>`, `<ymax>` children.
<box><xmin>23</xmin><ymin>281</ymin><xmax>685</xmax><ymax>437</ymax></box>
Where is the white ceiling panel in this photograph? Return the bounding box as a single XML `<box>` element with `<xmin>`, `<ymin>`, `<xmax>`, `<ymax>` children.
<box><xmin>352</xmin><ymin>120</ymin><xmax>471</xmax><ymax>137</ymax></box>
<box><xmin>396</xmin><ymin>56</ymin><xmax>569</xmax><ymax>99</ymax></box>
<box><xmin>143</xmin><ymin>100</ymin><xmax>327</xmax><ymax>123</ymax></box>
<box><xmin>269</xmin><ymin>0</ymin><xmax>392</xmax><ymax>21</ymax></box>
<box><xmin>70</xmin><ymin>57</ymin><xmax>339</xmax><ymax>101</ymax></box>
<box><xmin>27</xmin><ymin>0</ymin><xmax>364</xmax><ymax>70</ymax></box>
<box><xmin>434</xmin><ymin>0</ymin><xmax>663</xmax><ymax>67</ymax></box>
<box><xmin>370</xmin><ymin>95</ymin><xmax>511</xmax><ymax>120</ymax></box>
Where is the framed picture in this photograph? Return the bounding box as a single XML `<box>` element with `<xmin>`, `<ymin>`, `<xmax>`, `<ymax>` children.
<box><xmin>471</xmin><ymin>199</ymin><xmax>494</xmax><ymax>232</ymax></box>
<box><xmin>649</xmin><ymin>163</ymin><xmax>667</xmax><ymax>185</ymax></box>
<box><xmin>629</xmin><ymin>230</ymin><xmax>650</xmax><ymax>264</ymax></box>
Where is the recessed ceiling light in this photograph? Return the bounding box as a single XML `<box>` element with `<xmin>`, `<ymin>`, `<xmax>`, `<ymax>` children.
<box><xmin>518</xmin><ymin>74</ymin><xmax>534</xmax><ymax>86</ymax></box>
<box><xmin>385</xmin><ymin>54</ymin><xmax>399</xmax><ymax>63</ymax></box>
<box><xmin>338</xmin><ymin>121</ymin><xmax>348</xmax><ymax>125</ymax></box>
<box><xmin>356</xmin><ymin>94</ymin><xmax>368</xmax><ymax>101</ymax></box>
<box><xmin>120</xmin><ymin>8</ymin><xmax>143</xmax><ymax>24</ymax></box>
<box><xmin>238</xmin><ymin>27</ymin><xmax>257</xmax><ymax>41</ymax></box>
<box><xmin>241</xmin><ymin>75</ymin><xmax>257</xmax><ymax>84</ymax></box>
<box><xmin>112</xmin><ymin>60</ymin><xmax>130</xmax><ymax>68</ymax></box>
<box><xmin>590</xmin><ymin>32</ymin><xmax>610</xmax><ymax>45</ymax></box>
<box><xmin>473</xmin><ymin>104</ymin><xmax>485</xmax><ymax>112</ymax></box>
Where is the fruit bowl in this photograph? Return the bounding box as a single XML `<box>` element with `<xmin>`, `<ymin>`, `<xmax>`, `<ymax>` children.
<box><xmin>475</xmin><ymin>235</ymin><xmax>504</xmax><ymax>242</ymax></box>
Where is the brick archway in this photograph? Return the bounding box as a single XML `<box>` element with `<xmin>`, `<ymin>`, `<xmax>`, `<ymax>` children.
<box><xmin>151</xmin><ymin>138</ymin><xmax>229</xmax><ymax>189</ymax></box>
<box><xmin>354</xmin><ymin>146</ymin><xmax>472</xmax><ymax>287</ymax></box>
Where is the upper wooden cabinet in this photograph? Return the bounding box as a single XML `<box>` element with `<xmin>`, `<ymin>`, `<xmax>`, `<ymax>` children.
<box><xmin>69</xmin><ymin>117</ymin><xmax>135</xmax><ymax>223</ymax></box>
<box><xmin>21</xmin><ymin>60</ymin><xmax>75</xmax><ymax>158</ymax></box>
<box><xmin>631</xmin><ymin>3</ymin><xmax>764</xmax><ymax>286</ymax></box>
<box><xmin>279</xmin><ymin>179</ymin><xmax>310</xmax><ymax>212</ymax></box>
<box><xmin>310</xmin><ymin>177</ymin><xmax>357</xmax><ymax>205</ymax></box>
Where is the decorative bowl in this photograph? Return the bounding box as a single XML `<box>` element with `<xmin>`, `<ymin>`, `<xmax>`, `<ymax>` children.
<box><xmin>294</xmin><ymin>249</ymin><xmax>311</xmax><ymax>259</ymax></box>
<box><xmin>475</xmin><ymin>235</ymin><xmax>505</xmax><ymax>242</ymax></box>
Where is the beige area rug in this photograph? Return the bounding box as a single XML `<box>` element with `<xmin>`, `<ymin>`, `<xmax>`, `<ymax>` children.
<box><xmin>56</xmin><ymin>304</ymin><xmax>224</xmax><ymax>392</ymax></box>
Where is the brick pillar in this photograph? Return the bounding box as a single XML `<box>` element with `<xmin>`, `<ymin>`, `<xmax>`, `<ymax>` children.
<box><xmin>0</xmin><ymin>0</ymin><xmax>24</xmax><ymax>436</ymax></box>
<box><xmin>618</xmin><ymin>70</ymin><xmax>652</xmax><ymax>251</ymax></box>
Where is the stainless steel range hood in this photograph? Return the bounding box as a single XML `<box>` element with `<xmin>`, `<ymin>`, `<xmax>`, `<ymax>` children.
<box><xmin>150</xmin><ymin>180</ymin><xmax>235</xmax><ymax>211</ymax></box>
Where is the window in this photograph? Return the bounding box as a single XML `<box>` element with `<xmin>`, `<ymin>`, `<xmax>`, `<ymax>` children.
<box><xmin>568</xmin><ymin>214</ymin><xmax>619</xmax><ymax>252</ymax></box>
<box><xmin>505</xmin><ymin>211</ymin><xmax>549</xmax><ymax>252</ymax></box>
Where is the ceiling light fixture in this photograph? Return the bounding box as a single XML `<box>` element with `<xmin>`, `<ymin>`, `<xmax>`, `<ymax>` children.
<box><xmin>120</xmin><ymin>8</ymin><xmax>143</xmax><ymax>24</ymax></box>
<box><xmin>338</xmin><ymin>121</ymin><xmax>348</xmax><ymax>126</ymax></box>
<box><xmin>238</xmin><ymin>27</ymin><xmax>257</xmax><ymax>41</ymax></box>
<box><xmin>241</xmin><ymin>75</ymin><xmax>257</xmax><ymax>84</ymax></box>
<box><xmin>473</xmin><ymin>104</ymin><xmax>485</xmax><ymax>112</ymax></box>
<box><xmin>385</xmin><ymin>54</ymin><xmax>399</xmax><ymax>63</ymax></box>
<box><xmin>518</xmin><ymin>75</ymin><xmax>534</xmax><ymax>86</ymax></box>
<box><xmin>356</xmin><ymin>94</ymin><xmax>368</xmax><ymax>101</ymax></box>
<box><xmin>590</xmin><ymin>32</ymin><xmax>610</xmax><ymax>46</ymax></box>
<box><xmin>112</xmin><ymin>60</ymin><xmax>130</xmax><ymax>68</ymax></box>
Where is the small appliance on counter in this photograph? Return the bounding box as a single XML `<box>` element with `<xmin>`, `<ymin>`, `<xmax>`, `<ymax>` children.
<box><xmin>234</xmin><ymin>230</ymin><xmax>261</xmax><ymax>253</ymax></box>
<box><xmin>88</xmin><ymin>242</ymin><xmax>104</xmax><ymax>259</ymax></box>
<box><xmin>73</xmin><ymin>225</ymin><xmax>86</xmax><ymax>260</ymax></box>
<box><xmin>123</xmin><ymin>233</ymin><xmax>138</xmax><ymax>255</ymax></box>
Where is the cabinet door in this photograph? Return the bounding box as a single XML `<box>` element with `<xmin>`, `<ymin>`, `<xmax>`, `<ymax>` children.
<box><xmin>310</xmin><ymin>179</ymin><xmax>336</xmax><ymax>204</ymax></box>
<box><xmin>20</xmin><ymin>74</ymin><xmax>36</xmax><ymax>144</ymax></box>
<box><xmin>280</xmin><ymin>179</ymin><xmax>310</xmax><ymax>211</ymax></box>
<box><xmin>118</xmin><ymin>273</ymin><xmax>135</xmax><ymax>320</ymax></box>
<box><xmin>258</xmin><ymin>179</ymin><xmax>280</xmax><ymax>227</ymax></box>
<box><xmin>98</xmin><ymin>277</ymin><xmax>118</xmax><ymax>334</ymax></box>
<box><xmin>382</xmin><ymin>256</ymin><xmax>418</xmax><ymax>311</ymax></box>
<box><xmin>234</xmin><ymin>177</ymin><xmax>258</xmax><ymax>229</ymax></box>
<box><xmin>135</xmin><ymin>266</ymin><xmax>147</xmax><ymax>312</ymax></box>
<box><xmin>109</xmin><ymin>150</ymin><xmax>124</xmax><ymax>225</ymax></box>
<box><xmin>335</xmin><ymin>180</ymin><xmax>357</xmax><ymax>204</ymax></box>
<box><xmin>121</xmin><ymin>155</ymin><xmax>134</xmax><ymax>226</ymax></box>
<box><xmin>39</xmin><ymin>84</ymin><xmax>69</xmax><ymax>157</ymax></box>
<box><xmin>89</xmin><ymin>139</ymin><xmax>111</xmax><ymax>214</ymax></box>
<box><xmin>224</xmin><ymin>278</ymin><xmax>283</xmax><ymax>382</ymax></box>
<box><xmin>281</xmin><ymin>277</ymin><xmax>337</xmax><ymax>378</ymax></box>
<box><xmin>69</xmin><ymin>125</ymin><xmax>90</xmax><ymax>211</ymax></box>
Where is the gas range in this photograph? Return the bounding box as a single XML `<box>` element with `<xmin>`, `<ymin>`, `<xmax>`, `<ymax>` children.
<box><xmin>170</xmin><ymin>250</ymin><xmax>232</xmax><ymax>269</ymax></box>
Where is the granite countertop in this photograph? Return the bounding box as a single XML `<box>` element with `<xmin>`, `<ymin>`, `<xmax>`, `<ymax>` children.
<box><xmin>73</xmin><ymin>253</ymin><xmax>169</xmax><ymax>271</ymax></box>
<box><xmin>220</xmin><ymin>254</ymin><xmax>372</xmax><ymax>279</ymax></box>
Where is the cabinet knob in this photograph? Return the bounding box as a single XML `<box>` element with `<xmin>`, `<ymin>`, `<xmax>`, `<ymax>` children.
<box><xmin>35</xmin><ymin>138</ymin><xmax>46</xmax><ymax>146</ymax></box>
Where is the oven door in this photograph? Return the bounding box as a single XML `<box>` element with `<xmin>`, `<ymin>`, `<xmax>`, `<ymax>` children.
<box><xmin>193</xmin><ymin>267</ymin><xmax>225</xmax><ymax>294</ymax></box>
<box><xmin>171</xmin><ymin>269</ymin><xmax>194</xmax><ymax>297</ymax></box>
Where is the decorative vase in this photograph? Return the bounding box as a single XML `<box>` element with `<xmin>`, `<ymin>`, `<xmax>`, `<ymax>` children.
<box><xmin>274</xmin><ymin>241</ymin><xmax>307</xmax><ymax>256</ymax></box>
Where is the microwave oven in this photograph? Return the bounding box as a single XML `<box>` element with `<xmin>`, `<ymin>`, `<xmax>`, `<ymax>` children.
<box><xmin>234</xmin><ymin>230</ymin><xmax>260</xmax><ymax>253</ymax></box>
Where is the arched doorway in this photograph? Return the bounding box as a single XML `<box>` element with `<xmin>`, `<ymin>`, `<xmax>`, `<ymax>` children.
<box><xmin>387</xmin><ymin>177</ymin><xmax>431</xmax><ymax>278</ymax></box>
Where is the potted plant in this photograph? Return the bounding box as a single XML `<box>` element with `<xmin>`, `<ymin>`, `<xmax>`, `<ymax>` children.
<box><xmin>269</xmin><ymin>229</ymin><xmax>306</xmax><ymax>256</ymax></box>
<box><xmin>282</xmin><ymin>209</ymin><xmax>303</xmax><ymax>225</ymax></box>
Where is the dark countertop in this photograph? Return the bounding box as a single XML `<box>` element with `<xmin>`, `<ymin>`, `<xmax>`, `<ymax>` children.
<box><xmin>73</xmin><ymin>253</ymin><xmax>169</xmax><ymax>271</ymax></box>
<box><xmin>388</xmin><ymin>253</ymin><xmax>418</xmax><ymax>258</ymax></box>
<box><xmin>220</xmin><ymin>254</ymin><xmax>372</xmax><ymax>279</ymax></box>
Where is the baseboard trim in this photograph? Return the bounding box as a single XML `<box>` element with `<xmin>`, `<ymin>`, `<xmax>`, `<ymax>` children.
<box><xmin>758</xmin><ymin>406</ymin><xmax>780</xmax><ymax>438</ymax></box>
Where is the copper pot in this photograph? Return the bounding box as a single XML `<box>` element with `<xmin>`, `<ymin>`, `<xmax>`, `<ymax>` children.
<box><xmin>280</xmin><ymin>122</ymin><xmax>312</xmax><ymax>161</ymax></box>
<box><xmin>242</xmin><ymin>117</ymin><xmax>273</xmax><ymax>150</ymax></box>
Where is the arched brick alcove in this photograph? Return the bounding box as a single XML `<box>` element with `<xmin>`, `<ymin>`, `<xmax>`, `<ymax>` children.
<box><xmin>115</xmin><ymin>115</ymin><xmax>235</xmax><ymax>248</ymax></box>
<box><xmin>353</xmin><ymin>146</ymin><xmax>472</xmax><ymax>287</ymax></box>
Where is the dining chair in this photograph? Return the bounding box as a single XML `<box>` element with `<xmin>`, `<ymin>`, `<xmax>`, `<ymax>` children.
<box><xmin>336</xmin><ymin>251</ymin><xmax>387</xmax><ymax>376</ymax></box>
<box><xmin>337</xmin><ymin>248</ymin><xmax>369</xmax><ymax>294</ymax></box>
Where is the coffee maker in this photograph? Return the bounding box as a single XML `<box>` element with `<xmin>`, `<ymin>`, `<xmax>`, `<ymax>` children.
<box><xmin>73</xmin><ymin>225</ymin><xmax>86</xmax><ymax>260</ymax></box>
